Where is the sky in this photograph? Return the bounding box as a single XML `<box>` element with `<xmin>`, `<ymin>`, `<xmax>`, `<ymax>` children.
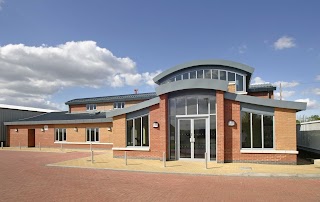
<box><xmin>0</xmin><ymin>0</ymin><xmax>319</xmax><ymax>118</ymax></box>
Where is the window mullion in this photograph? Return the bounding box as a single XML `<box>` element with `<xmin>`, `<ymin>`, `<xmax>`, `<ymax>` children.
<box><xmin>133</xmin><ymin>119</ymin><xmax>135</xmax><ymax>146</ymax></box>
<box><xmin>250</xmin><ymin>113</ymin><xmax>253</xmax><ymax>149</ymax></box>
<box><xmin>261</xmin><ymin>115</ymin><xmax>264</xmax><ymax>149</ymax></box>
<box><xmin>141</xmin><ymin>117</ymin><xmax>143</xmax><ymax>147</ymax></box>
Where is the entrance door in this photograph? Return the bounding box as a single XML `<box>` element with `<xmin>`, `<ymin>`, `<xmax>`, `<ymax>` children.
<box><xmin>179</xmin><ymin>118</ymin><xmax>207</xmax><ymax>160</ymax></box>
<box><xmin>28</xmin><ymin>129</ymin><xmax>35</xmax><ymax>147</ymax></box>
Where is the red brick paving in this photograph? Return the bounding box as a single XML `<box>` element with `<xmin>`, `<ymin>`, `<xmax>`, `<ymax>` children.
<box><xmin>0</xmin><ymin>151</ymin><xmax>320</xmax><ymax>202</ymax></box>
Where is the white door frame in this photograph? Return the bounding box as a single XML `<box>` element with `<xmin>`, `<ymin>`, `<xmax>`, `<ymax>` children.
<box><xmin>177</xmin><ymin>115</ymin><xmax>209</xmax><ymax>161</ymax></box>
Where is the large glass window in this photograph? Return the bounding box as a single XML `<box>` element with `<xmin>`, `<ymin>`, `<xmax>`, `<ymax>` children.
<box><xmin>86</xmin><ymin>128</ymin><xmax>99</xmax><ymax>142</ymax></box>
<box><xmin>241</xmin><ymin>112</ymin><xmax>251</xmax><ymax>148</ymax></box>
<box><xmin>187</xmin><ymin>97</ymin><xmax>197</xmax><ymax>115</ymax></box>
<box><xmin>182</xmin><ymin>72</ymin><xmax>189</xmax><ymax>80</ymax></box>
<box><xmin>126</xmin><ymin>115</ymin><xmax>149</xmax><ymax>147</ymax></box>
<box><xmin>252</xmin><ymin>114</ymin><xmax>262</xmax><ymax>148</ymax></box>
<box><xmin>241</xmin><ymin>112</ymin><xmax>274</xmax><ymax>149</ymax></box>
<box><xmin>176</xmin><ymin>97</ymin><xmax>186</xmax><ymax>115</ymax></box>
<box><xmin>198</xmin><ymin>97</ymin><xmax>209</xmax><ymax>114</ymax></box>
<box><xmin>263</xmin><ymin>116</ymin><xmax>274</xmax><ymax>148</ymax></box>
<box><xmin>55</xmin><ymin>128</ymin><xmax>66</xmax><ymax>142</ymax></box>
<box><xmin>127</xmin><ymin>120</ymin><xmax>133</xmax><ymax>146</ymax></box>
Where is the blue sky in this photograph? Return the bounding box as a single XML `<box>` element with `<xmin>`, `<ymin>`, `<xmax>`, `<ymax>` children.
<box><xmin>0</xmin><ymin>0</ymin><xmax>319</xmax><ymax>118</ymax></box>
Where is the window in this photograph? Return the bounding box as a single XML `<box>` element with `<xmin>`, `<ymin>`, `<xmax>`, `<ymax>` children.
<box><xmin>236</xmin><ymin>74</ymin><xmax>244</xmax><ymax>92</ymax></box>
<box><xmin>220</xmin><ymin>70</ymin><xmax>226</xmax><ymax>80</ymax></box>
<box><xmin>86</xmin><ymin>104</ymin><xmax>96</xmax><ymax>111</ymax></box>
<box><xmin>228</xmin><ymin>72</ymin><xmax>235</xmax><ymax>82</ymax></box>
<box><xmin>176</xmin><ymin>75</ymin><xmax>182</xmax><ymax>81</ymax></box>
<box><xmin>55</xmin><ymin>128</ymin><xmax>66</xmax><ymax>142</ymax></box>
<box><xmin>126</xmin><ymin>115</ymin><xmax>149</xmax><ymax>147</ymax></box>
<box><xmin>212</xmin><ymin>70</ymin><xmax>218</xmax><ymax>79</ymax></box>
<box><xmin>86</xmin><ymin>128</ymin><xmax>99</xmax><ymax>142</ymax></box>
<box><xmin>190</xmin><ymin>71</ymin><xmax>197</xmax><ymax>79</ymax></box>
<box><xmin>241</xmin><ymin>112</ymin><xmax>274</xmax><ymax>149</ymax></box>
<box><xmin>197</xmin><ymin>70</ymin><xmax>204</xmax><ymax>79</ymax></box>
<box><xmin>204</xmin><ymin>69</ymin><xmax>211</xmax><ymax>79</ymax></box>
<box><xmin>114</xmin><ymin>102</ymin><xmax>125</xmax><ymax>109</ymax></box>
<box><xmin>182</xmin><ymin>72</ymin><xmax>189</xmax><ymax>80</ymax></box>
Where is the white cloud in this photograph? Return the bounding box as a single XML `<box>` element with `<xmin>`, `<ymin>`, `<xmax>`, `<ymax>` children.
<box><xmin>295</xmin><ymin>98</ymin><xmax>319</xmax><ymax>109</ymax></box>
<box><xmin>0</xmin><ymin>0</ymin><xmax>4</xmax><ymax>10</ymax></box>
<box><xmin>273</xmin><ymin>36</ymin><xmax>296</xmax><ymax>50</ymax></box>
<box><xmin>238</xmin><ymin>44</ymin><xmax>247</xmax><ymax>54</ymax></box>
<box><xmin>251</xmin><ymin>77</ymin><xmax>269</xmax><ymax>85</ymax></box>
<box><xmin>313</xmin><ymin>88</ymin><xmax>320</xmax><ymax>95</ymax></box>
<box><xmin>0</xmin><ymin>41</ymin><xmax>161</xmax><ymax>109</ymax></box>
<box><xmin>316</xmin><ymin>75</ymin><xmax>320</xmax><ymax>81</ymax></box>
<box><xmin>273</xmin><ymin>81</ymin><xmax>299</xmax><ymax>88</ymax></box>
<box><xmin>274</xmin><ymin>91</ymin><xmax>295</xmax><ymax>99</ymax></box>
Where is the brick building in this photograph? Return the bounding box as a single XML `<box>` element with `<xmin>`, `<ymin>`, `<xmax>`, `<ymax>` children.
<box><xmin>5</xmin><ymin>60</ymin><xmax>306</xmax><ymax>164</ymax></box>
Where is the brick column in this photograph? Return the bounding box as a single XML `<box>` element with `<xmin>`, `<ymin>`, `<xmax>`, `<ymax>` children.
<box><xmin>216</xmin><ymin>91</ymin><xmax>225</xmax><ymax>163</ymax></box>
<box><xmin>159</xmin><ymin>94</ymin><xmax>168</xmax><ymax>159</ymax></box>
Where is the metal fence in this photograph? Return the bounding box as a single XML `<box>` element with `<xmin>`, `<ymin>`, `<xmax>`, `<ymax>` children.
<box><xmin>297</xmin><ymin>120</ymin><xmax>320</xmax><ymax>154</ymax></box>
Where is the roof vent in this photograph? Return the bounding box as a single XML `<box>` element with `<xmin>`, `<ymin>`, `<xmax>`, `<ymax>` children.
<box><xmin>134</xmin><ymin>89</ymin><xmax>138</xmax><ymax>94</ymax></box>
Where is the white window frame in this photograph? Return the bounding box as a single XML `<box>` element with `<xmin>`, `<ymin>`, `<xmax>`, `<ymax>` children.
<box><xmin>55</xmin><ymin>128</ymin><xmax>67</xmax><ymax>142</ymax></box>
<box><xmin>86</xmin><ymin>104</ymin><xmax>96</xmax><ymax>111</ymax></box>
<box><xmin>126</xmin><ymin>114</ymin><xmax>150</xmax><ymax>147</ymax></box>
<box><xmin>86</xmin><ymin>128</ymin><xmax>100</xmax><ymax>142</ymax></box>
<box><xmin>114</xmin><ymin>102</ymin><xmax>125</xmax><ymax>109</ymax></box>
<box><xmin>241</xmin><ymin>112</ymin><xmax>275</xmax><ymax>150</ymax></box>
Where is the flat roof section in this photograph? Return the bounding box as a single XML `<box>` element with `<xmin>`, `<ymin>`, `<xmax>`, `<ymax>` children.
<box><xmin>4</xmin><ymin>111</ymin><xmax>112</xmax><ymax>125</ymax></box>
<box><xmin>0</xmin><ymin>104</ymin><xmax>58</xmax><ymax>113</ymax></box>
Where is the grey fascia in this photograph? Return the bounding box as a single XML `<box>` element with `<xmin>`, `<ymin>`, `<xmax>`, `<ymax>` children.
<box><xmin>225</xmin><ymin>92</ymin><xmax>307</xmax><ymax>111</ymax></box>
<box><xmin>4</xmin><ymin>118</ymin><xmax>113</xmax><ymax>126</ymax></box>
<box><xmin>153</xmin><ymin>59</ymin><xmax>255</xmax><ymax>84</ymax></box>
<box><xmin>105</xmin><ymin>97</ymin><xmax>160</xmax><ymax>118</ymax></box>
<box><xmin>155</xmin><ymin>79</ymin><xmax>228</xmax><ymax>96</ymax></box>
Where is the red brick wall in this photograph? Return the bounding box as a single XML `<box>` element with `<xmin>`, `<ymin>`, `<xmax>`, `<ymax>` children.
<box><xmin>113</xmin><ymin>94</ymin><xmax>168</xmax><ymax>160</ymax></box>
<box><xmin>248</xmin><ymin>92</ymin><xmax>274</xmax><ymax>99</ymax></box>
<box><xmin>7</xmin><ymin>123</ymin><xmax>113</xmax><ymax>149</ymax></box>
<box><xmin>223</xmin><ymin>99</ymin><xmax>297</xmax><ymax>164</ymax></box>
<box><xmin>216</xmin><ymin>90</ymin><xmax>225</xmax><ymax>163</ymax></box>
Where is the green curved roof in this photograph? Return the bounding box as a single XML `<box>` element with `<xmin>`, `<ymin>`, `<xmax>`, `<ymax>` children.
<box><xmin>153</xmin><ymin>59</ymin><xmax>255</xmax><ymax>84</ymax></box>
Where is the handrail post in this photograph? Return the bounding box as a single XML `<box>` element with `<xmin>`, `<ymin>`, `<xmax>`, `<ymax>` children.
<box><xmin>1</xmin><ymin>142</ymin><xmax>3</xmax><ymax>149</ymax></box>
<box><xmin>205</xmin><ymin>152</ymin><xmax>208</xmax><ymax>169</ymax></box>
<box><xmin>91</xmin><ymin>150</ymin><xmax>94</xmax><ymax>163</ymax></box>
<box><xmin>163</xmin><ymin>152</ymin><xmax>166</xmax><ymax>167</ymax></box>
<box><xmin>125</xmin><ymin>151</ymin><xmax>127</xmax><ymax>166</ymax></box>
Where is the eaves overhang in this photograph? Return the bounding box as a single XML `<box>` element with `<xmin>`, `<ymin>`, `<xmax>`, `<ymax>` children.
<box><xmin>224</xmin><ymin>92</ymin><xmax>307</xmax><ymax>111</ymax></box>
<box><xmin>105</xmin><ymin>97</ymin><xmax>160</xmax><ymax>117</ymax></box>
<box><xmin>153</xmin><ymin>59</ymin><xmax>255</xmax><ymax>84</ymax></box>
<box><xmin>155</xmin><ymin>79</ymin><xmax>228</xmax><ymax>96</ymax></box>
<box><xmin>4</xmin><ymin>118</ymin><xmax>113</xmax><ymax>126</ymax></box>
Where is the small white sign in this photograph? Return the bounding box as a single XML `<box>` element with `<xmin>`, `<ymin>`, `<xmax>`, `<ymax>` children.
<box><xmin>44</xmin><ymin>125</ymin><xmax>49</xmax><ymax>131</ymax></box>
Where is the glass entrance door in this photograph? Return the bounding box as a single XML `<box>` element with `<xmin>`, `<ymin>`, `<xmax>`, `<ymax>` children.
<box><xmin>179</xmin><ymin>118</ymin><xmax>207</xmax><ymax>160</ymax></box>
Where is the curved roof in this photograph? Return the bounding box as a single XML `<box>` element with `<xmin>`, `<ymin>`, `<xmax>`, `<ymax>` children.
<box><xmin>153</xmin><ymin>59</ymin><xmax>255</xmax><ymax>84</ymax></box>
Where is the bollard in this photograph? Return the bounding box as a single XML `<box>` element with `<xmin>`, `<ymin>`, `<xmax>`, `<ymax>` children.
<box><xmin>205</xmin><ymin>152</ymin><xmax>208</xmax><ymax>169</ymax></box>
<box><xmin>90</xmin><ymin>142</ymin><xmax>92</xmax><ymax>151</ymax></box>
<box><xmin>125</xmin><ymin>151</ymin><xmax>127</xmax><ymax>166</ymax></box>
<box><xmin>1</xmin><ymin>142</ymin><xmax>3</xmax><ymax>149</ymax></box>
<box><xmin>91</xmin><ymin>150</ymin><xmax>94</xmax><ymax>164</ymax></box>
<box><xmin>39</xmin><ymin>142</ymin><xmax>41</xmax><ymax>151</ymax></box>
<box><xmin>163</xmin><ymin>152</ymin><xmax>166</xmax><ymax>168</ymax></box>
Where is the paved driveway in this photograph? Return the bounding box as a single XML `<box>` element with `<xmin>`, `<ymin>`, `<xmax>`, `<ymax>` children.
<box><xmin>0</xmin><ymin>151</ymin><xmax>320</xmax><ymax>202</ymax></box>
